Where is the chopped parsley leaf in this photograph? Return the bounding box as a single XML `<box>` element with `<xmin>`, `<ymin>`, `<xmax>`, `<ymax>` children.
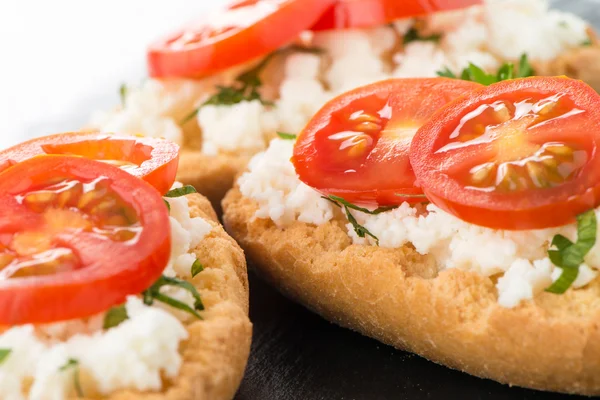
<box><xmin>59</xmin><ymin>358</ymin><xmax>84</xmax><ymax>398</ymax></box>
<box><xmin>103</xmin><ymin>305</ymin><xmax>128</xmax><ymax>329</ymax></box>
<box><xmin>164</xmin><ymin>185</ymin><xmax>198</xmax><ymax>198</ymax></box>
<box><xmin>0</xmin><ymin>349</ymin><xmax>11</xmax><ymax>364</ymax></box>
<box><xmin>546</xmin><ymin>210</ymin><xmax>597</xmax><ymax>294</ymax></box>
<box><xmin>119</xmin><ymin>83</ymin><xmax>127</xmax><ymax>108</ymax></box>
<box><xmin>143</xmin><ymin>275</ymin><xmax>204</xmax><ymax>319</ymax></box>
<box><xmin>403</xmin><ymin>27</ymin><xmax>442</xmax><ymax>45</ymax></box>
<box><xmin>277</xmin><ymin>132</ymin><xmax>297</xmax><ymax>140</ymax></box>
<box><xmin>323</xmin><ymin>195</ymin><xmax>399</xmax><ymax>245</ymax></box>
<box><xmin>191</xmin><ymin>259</ymin><xmax>204</xmax><ymax>278</ymax></box>
<box><xmin>437</xmin><ymin>54</ymin><xmax>535</xmax><ymax>85</ymax></box>
<box><xmin>181</xmin><ymin>53</ymin><xmax>276</xmax><ymax>124</ymax></box>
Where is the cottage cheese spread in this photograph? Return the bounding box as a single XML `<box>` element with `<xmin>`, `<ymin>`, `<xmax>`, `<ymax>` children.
<box><xmin>239</xmin><ymin>139</ymin><xmax>600</xmax><ymax>309</ymax></box>
<box><xmin>0</xmin><ymin>191</ymin><xmax>212</xmax><ymax>399</ymax></box>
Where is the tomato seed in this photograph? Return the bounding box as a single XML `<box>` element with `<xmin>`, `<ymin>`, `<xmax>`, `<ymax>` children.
<box><xmin>538</xmin><ymin>102</ymin><xmax>558</xmax><ymax>116</ymax></box>
<box><xmin>23</xmin><ymin>192</ymin><xmax>57</xmax><ymax>213</ymax></box>
<box><xmin>470</xmin><ymin>163</ymin><xmax>494</xmax><ymax>185</ymax></box>
<box><xmin>77</xmin><ymin>188</ymin><xmax>107</xmax><ymax>210</ymax></box>
<box><xmin>546</xmin><ymin>144</ymin><xmax>574</xmax><ymax>156</ymax></box>
<box><xmin>350</xmin><ymin>113</ymin><xmax>382</xmax><ymax>124</ymax></box>
<box><xmin>354</xmin><ymin>122</ymin><xmax>382</xmax><ymax>132</ymax></box>
<box><xmin>541</xmin><ymin>157</ymin><xmax>559</xmax><ymax>169</ymax></box>
<box><xmin>495</xmin><ymin>107</ymin><xmax>511</xmax><ymax>123</ymax></box>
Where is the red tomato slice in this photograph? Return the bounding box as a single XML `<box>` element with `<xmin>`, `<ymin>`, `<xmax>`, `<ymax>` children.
<box><xmin>292</xmin><ymin>78</ymin><xmax>483</xmax><ymax>206</ymax></box>
<box><xmin>311</xmin><ymin>0</ymin><xmax>482</xmax><ymax>31</ymax></box>
<box><xmin>0</xmin><ymin>132</ymin><xmax>179</xmax><ymax>195</ymax></box>
<box><xmin>410</xmin><ymin>77</ymin><xmax>600</xmax><ymax>230</ymax></box>
<box><xmin>0</xmin><ymin>155</ymin><xmax>171</xmax><ymax>324</ymax></box>
<box><xmin>147</xmin><ymin>0</ymin><xmax>335</xmax><ymax>78</ymax></box>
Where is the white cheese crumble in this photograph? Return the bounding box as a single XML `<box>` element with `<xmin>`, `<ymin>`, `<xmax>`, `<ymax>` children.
<box><xmin>0</xmin><ymin>297</ymin><xmax>188</xmax><ymax>400</ymax></box>
<box><xmin>89</xmin><ymin>78</ymin><xmax>215</xmax><ymax>145</ymax></box>
<box><xmin>238</xmin><ymin>139</ymin><xmax>334</xmax><ymax>227</ymax></box>
<box><xmin>240</xmin><ymin>139</ymin><xmax>600</xmax><ymax>308</ymax></box>
<box><xmin>0</xmin><ymin>187</ymin><xmax>212</xmax><ymax>399</ymax></box>
<box><xmin>198</xmin><ymin>100</ymin><xmax>278</xmax><ymax>155</ymax></box>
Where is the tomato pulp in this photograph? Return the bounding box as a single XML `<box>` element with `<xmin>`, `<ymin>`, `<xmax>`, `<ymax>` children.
<box><xmin>292</xmin><ymin>78</ymin><xmax>483</xmax><ymax>206</ymax></box>
<box><xmin>0</xmin><ymin>155</ymin><xmax>171</xmax><ymax>324</ymax></box>
<box><xmin>0</xmin><ymin>132</ymin><xmax>179</xmax><ymax>195</ymax></box>
<box><xmin>410</xmin><ymin>77</ymin><xmax>600</xmax><ymax>230</ymax></box>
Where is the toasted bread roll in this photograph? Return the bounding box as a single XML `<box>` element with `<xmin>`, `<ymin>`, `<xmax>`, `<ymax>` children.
<box><xmin>223</xmin><ymin>187</ymin><xmax>600</xmax><ymax>396</ymax></box>
<box><xmin>106</xmin><ymin>193</ymin><xmax>251</xmax><ymax>400</ymax></box>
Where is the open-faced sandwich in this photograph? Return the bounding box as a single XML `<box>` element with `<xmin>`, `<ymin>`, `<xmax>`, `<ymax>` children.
<box><xmin>0</xmin><ymin>133</ymin><xmax>251</xmax><ymax>399</ymax></box>
<box><xmin>222</xmin><ymin>74</ymin><xmax>600</xmax><ymax>395</ymax></box>
<box><xmin>88</xmin><ymin>0</ymin><xmax>600</xmax><ymax>209</ymax></box>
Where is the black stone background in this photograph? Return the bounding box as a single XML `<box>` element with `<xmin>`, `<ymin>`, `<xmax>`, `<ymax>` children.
<box><xmin>234</xmin><ymin>1</ymin><xmax>600</xmax><ymax>399</ymax></box>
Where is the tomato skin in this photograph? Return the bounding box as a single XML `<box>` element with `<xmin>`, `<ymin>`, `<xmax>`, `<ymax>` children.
<box><xmin>292</xmin><ymin>78</ymin><xmax>483</xmax><ymax>206</ymax></box>
<box><xmin>147</xmin><ymin>0</ymin><xmax>335</xmax><ymax>79</ymax></box>
<box><xmin>0</xmin><ymin>156</ymin><xmax>171</xmax><ymax>325</ymax></box>
<box><xmin>0</xmin><ymin>132</ymin><xmax>179</xmax><ymax>195</ymax></box>
<box><xmin>311</xmin><ymin>0</ymin><xmax>482</xmax><ymax>31</ymax></box>
<box><xmin>410</xmin><ymin>76</ymin><xmax>600</xmax><ymax>230</ymax></box>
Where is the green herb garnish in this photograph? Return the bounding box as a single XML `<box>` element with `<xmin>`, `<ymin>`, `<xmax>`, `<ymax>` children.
<box><xmin>164</xmin><ymin>185</ymin><xmax>198</xmax><ymax>198</ymax></box>
<box><xmin>437</xmin><ymin>54</ymin><xmax>534</xmax><ymax>85</ymax></box>
<box><xmin>323</xmin><ymin>195</ymin><xmax>399</xmax><ymax>245</ymax></box>
<box><xmin>517</xmin><ymin>54</ymin><xmax>534</xmax><ymax>78</ymax></box>
<box><xmin>582</xmin><ymin>37</ymin><xmax>593</xmax><ymax>47</ymax></box>
<box><xmin>546</xmin><ymin>210</ymin><xmax>597</xmax><ymax>294</ymax></box>
<box><xmin>191</xmin><ymin>259</ymin><xmax>204</xmax><ymax>278</ymax></box>
<box><xmin>326</xmin><ymin>195</ymin><xmax>397</xmax><ymax>215</ymax></box>
<box><xmin>119</xmin><ymin>83</ymin><xmax>128</xmax><ymax>108</ymax></box>
<box><xmin>103</xmin><ymin>305</ymin><xmax>128</xmax><ymax>329</ymax></box>
<box><xmin>0</xmin><ymin>349</ymin><xmax>11</xmax><ymax>365</ymax></box>
<box><xmin>277</xmin><ymin>132</ymin><xmax>297</xmax><ymax>140</ymax></box>
<box><xmin>181</xmin><ymin>53</ymin><xmax>276</xmax><ymax>124</ymax></box>
<box><xmin>59</xmin><ymin>358</ymin><xmax>84</xmax><ymax>398</ymax></box>
<box><xmin>164</xmin><ymin>199</ymin><xmax>171</xmax><ymax>211</ymax></box>
<box><xmin>403</xmin><ymin>27</ymin><xmax>442</xmax><ymax>45</ymax></box>
<box><xmin>143</xmin><ymin>275</ymin><xmax>204</xmax><ymax>319</ymax></box>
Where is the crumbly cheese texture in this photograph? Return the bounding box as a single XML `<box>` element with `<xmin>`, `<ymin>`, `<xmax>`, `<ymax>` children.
<box><xmin>0</xmin><ymin>192</ymin><xmax>213</xmax><ymax>399</ymax></box>
<box><xmin>88</xmin><ymin>79</ymin><xmax>210</xmax><ymax>144</ymax></box>
<box><xmin>88</xmin><ymin>0</ymin><xmax>590</xmax><ymax>156</ymax></box>
<box><xmin>240</xmin><ymin>139</ymin><xmax>600</xmax><ymax>309</ymax></box>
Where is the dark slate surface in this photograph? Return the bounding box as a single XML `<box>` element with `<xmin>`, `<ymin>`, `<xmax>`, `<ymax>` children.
<box><xmin>234</xmin><ymin>1</ymin><xmax>600</xmax><ymax>399</ymax></box>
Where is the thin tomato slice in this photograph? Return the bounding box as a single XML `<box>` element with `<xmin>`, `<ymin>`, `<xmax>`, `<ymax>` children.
<box><xmin>0</xmin><ymin>155</ymin><xmax>171</xmax><ymax>324</ymax></box>
<box><xmin>292</xmin><ymin>78</ymin><xmax>483</xmax><ymax>206</ymax></box>
<box><xmin>311</xmin><ymin>0</ymin><xmax>482</xmax><ymax>31</ymax></box>
<box><xmin>147</xmin><ymin>0</ymin><xmax>335</xmax><ymax>78</ymax></box>
<box><xmin>0</xmin><ymin>132</ymin><xmax>179</xmax><ymax>195</ymax></box>
<box><xmin>410</xmin><ymin>76</ymin><xmax>600</xmax><ymax>230</ymax></box>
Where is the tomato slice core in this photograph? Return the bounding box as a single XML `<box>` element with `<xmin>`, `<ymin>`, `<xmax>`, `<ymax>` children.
<box><xmin>147</xmin><ymin>0</ymin><xmax>335</xmax><ymax>78</ymax></box>
<box><xmin>410</xmin><ymin>77</ymin><xmax>600</xmax><ymax>230</ymax></box>
<box><xmin>0</xmin><ymin>132</ymin><xmax>179</xmax><ymax>195</ymax></box>
<box><xmin>0</xmin><ymin>155</ymin><xmax>171</xmax><ymax>324</ymax></box>
<box><xmin>292</xmin><ymin>78</ymin><xmax>483</xmax><ymax>206</ymax></box>
<box><xmin>311</xmin><ymin>0</ymin><xmax>482</xmax><ymax>31</ymax></box>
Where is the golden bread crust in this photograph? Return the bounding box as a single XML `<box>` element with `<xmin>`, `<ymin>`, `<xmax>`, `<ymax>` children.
<box><xmin>177</xmin><ymin>152</ymin><xmax>249</xmax><ymax>214</ymax></box>
<box><xmin>223</xmin><ymin>187</ymin><xmax>600</xmax><ymax>396</ymax></box>
<box><xmin>100</xmin><ymin>193</ymin><xmax>251</xmax><ymax>400</ymax></box>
